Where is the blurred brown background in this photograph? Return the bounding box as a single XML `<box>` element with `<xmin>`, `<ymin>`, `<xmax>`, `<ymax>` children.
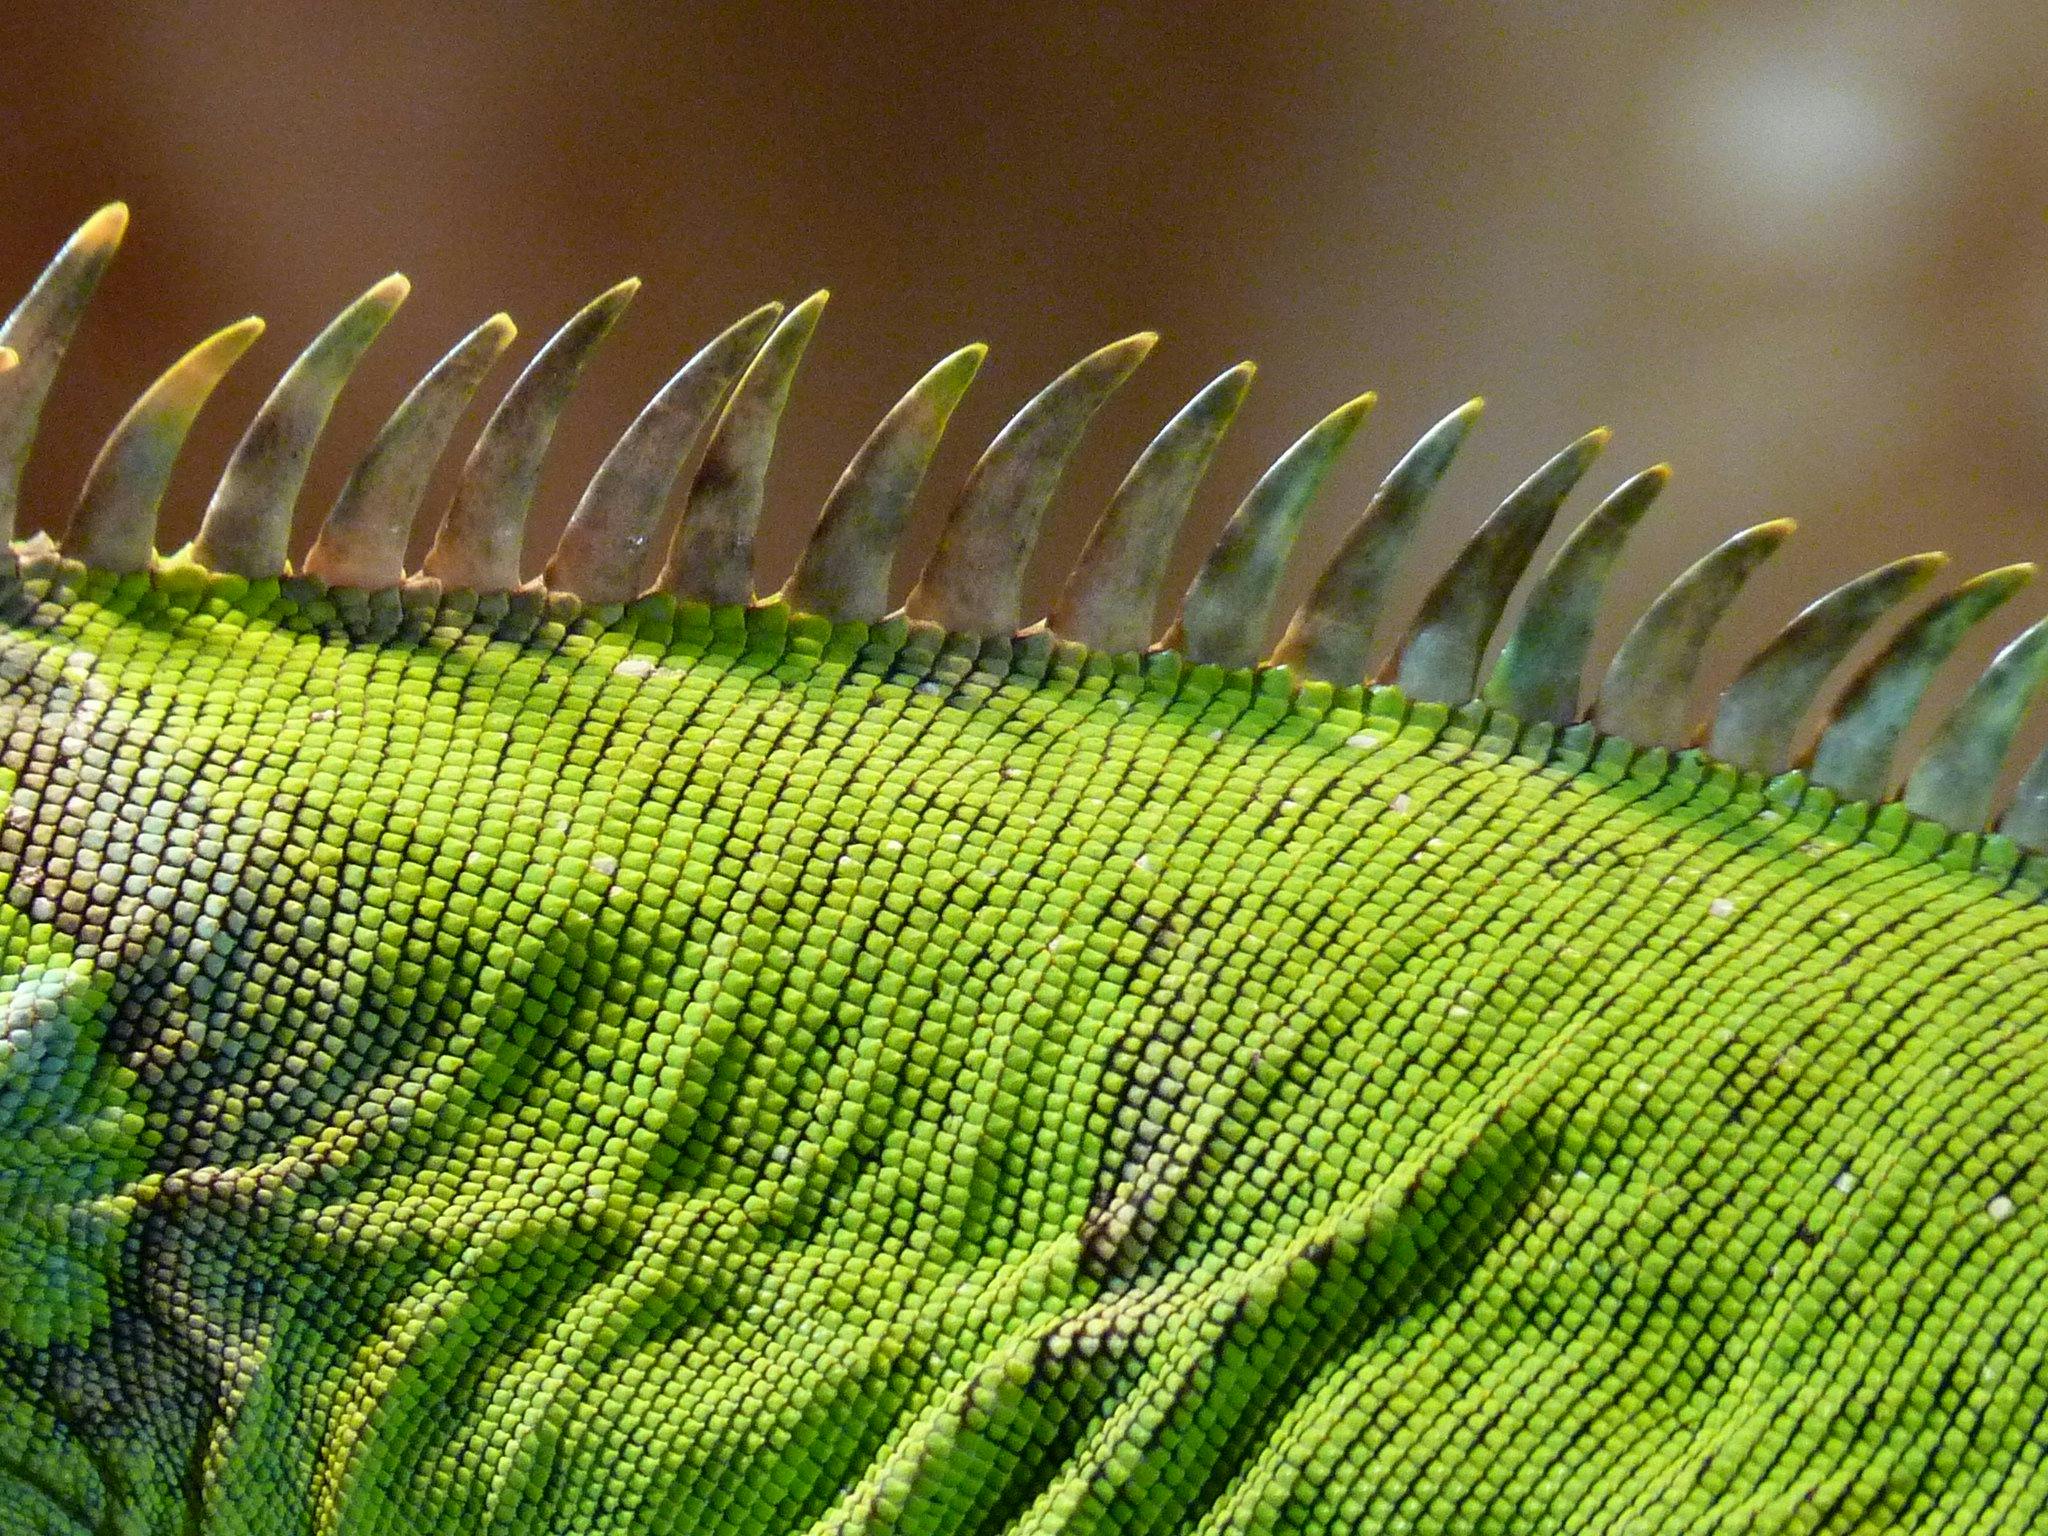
<box><xmin>5</xmin><ymin>1</ymin><xmax>2048</xmax><ymax>771</ymax></box>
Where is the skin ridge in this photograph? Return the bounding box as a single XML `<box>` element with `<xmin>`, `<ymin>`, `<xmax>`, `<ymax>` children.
<box><xmin>11</xmin><ymin>549</ymin><xmax>2045</xmax><ymax>903</ymax></box>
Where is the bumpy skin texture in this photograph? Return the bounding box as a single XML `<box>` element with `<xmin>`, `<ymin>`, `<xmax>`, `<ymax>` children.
<box><xmin>0</xmin><ymin>561</ymin><xmax>2044</xmax><ymax>1535</ymax></box>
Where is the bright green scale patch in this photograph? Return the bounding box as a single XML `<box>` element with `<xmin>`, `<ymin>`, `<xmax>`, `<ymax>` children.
<box><xmin>0</xmin><ymin>563</ymin><xmax>2044</xmax><ymax>1534</ymax></box>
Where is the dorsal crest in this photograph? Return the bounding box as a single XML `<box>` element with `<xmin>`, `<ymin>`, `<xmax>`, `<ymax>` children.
<box><xmin>4</xmin><ymin>205</ymin><xmax>2044</xmax><ymax>851</ymax></box>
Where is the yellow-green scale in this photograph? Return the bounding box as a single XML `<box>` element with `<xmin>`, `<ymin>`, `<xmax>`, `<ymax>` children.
<box><xmin>0</xmin><ymin>561</ymin><xmax>2046</xmax><ymax>1534</ymax></box>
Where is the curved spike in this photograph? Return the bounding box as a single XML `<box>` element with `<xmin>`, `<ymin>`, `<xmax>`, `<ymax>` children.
<box><xmin>1048</xmin><ymin>362</ymin><xmax>1255</xmax><ymax>653</ymax></box>
<box><xmin>66</xmin><ymin>317</ymin><xmax>266</xmax><ymax>573</ymax></box>
<box><xmin>422</xmin><ymin>278</ymin><xmax>638</xmax><ymax>591</ymax></box>
<box><xmin>187</xmin><ymin>274</ymin><xmax>410</xmax><ymax>578</ymax></box>
<box><xmin>783</xmin><ymin>344</ymin><xmax>987</xmax><ymax>623</ymax></box>
<box><xmin>1393</xmin><ymin>427</ymin><xmax>1609</xmax><ymax>704</ymax></box>
<box><xmin>1707</xmin><ymin>552</ymin><xmax>1947</xmax><ymax>774</ymax></box>
<box><xmin>657</xmin><ymin>292</ymin><xmax>827</xmax><ymax>604</ymax></box>
<box><xmin>1270</xmin><ymin>398</ymin><xmax>1482</xmax><ymax>682</ymax></box>
<box><xmin>303</xmin><ymin>314</ymin><xmax>517</xmax><ymax>589</ymax></box>
<box><xmin>1163</xmin><ymin>392</ymin><xmax>1376</xmax><ymax>669</ymax></box>
<box><xmin>904</xmin><ymin>333</ymin><xmax>1155</xmax><ymax>637</ymax></box>
<box><xmin>1482</xmin><ymin>462</ymin><xmax>1669</xmax><ymax>723</ymax></box>
<box><xmin>552</xmin><ymin>301</ymin><xmax>784</xmax><ymax>601</ymax></box>
<box><xmin>545</xmin><ymin>301</ymin><xmax>783</xmax><ymax>604</ymax></box>
<box><xmin>1903</xmin><ymin>616</ymin><xmax>2048</xmax><ymax>832</ymax></box>
<box><xmin>1594</xmin><ymin>519</ymin><xmax>1795</xmax><ymax>748</ymax></box>
<box><xmin>1996</xmin><ymin>693</ymin><xmax>2048</xmax><ymax>851</ymax></box>
<box><xmin>1808</xmin><ymin>564</ymin><xmax>2034</xmax><ymax>803</ymax></box>
<box><xmin>0</xmin><ymin>204</ymin><xmax>128</xmax><ymax>543</ymax></box>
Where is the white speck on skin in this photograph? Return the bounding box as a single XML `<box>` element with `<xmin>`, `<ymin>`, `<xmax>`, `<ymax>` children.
<box><xmin>1709</xmin><ymin>898</ymin><xmax>1736</xmax><ymax>918</ymax></box>
<box><xmin>1208</xmin><ymin>728</ymin><xmax>1225</xmax><ymax>742</ymax></box>
<box><xmin>1347</xmin><ymin>732</ymin><xmax>1384</xmax><ymax>751</ymax></box>
<box><xmin>1990</xmin><ymin>1194</ymin><xmax>2016</xmax><ymax>1222</ymax></box>
<box><xmin>613</xmin><ymin>655</ymin><xmax>657</xmax><ymax>678</ymax></box>
<box><xmin>1391</xmin><ymin>793</ymin><xmax>1412</xmax><ymax>815</ymax></box>
<box><xmin>1834</xmin><ymin>1171</ymin><xmax>1857</xmax><ymax>1194</ymax></box>
<box><xmin>1133</xmin><ymin>854</ymin><xmax>1153</xmax><ymax>873</ymax></box>
<box><xmin>591</xmin><ymin>855</ymin><xmax>618</xmax><ymax>878</ymax></box>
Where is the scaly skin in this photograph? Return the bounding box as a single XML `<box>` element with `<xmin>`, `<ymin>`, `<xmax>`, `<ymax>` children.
<box><xmin>0</xmin><ymin>557</ymin><xmax>2042</xmax><ymax>1534</ymax></box>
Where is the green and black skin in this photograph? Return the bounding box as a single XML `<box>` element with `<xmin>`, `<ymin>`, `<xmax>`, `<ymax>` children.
<box><xmin>0</xmin><ymin>205</ymin><xmax>2046</xmax><ymax>1535</ymax></box>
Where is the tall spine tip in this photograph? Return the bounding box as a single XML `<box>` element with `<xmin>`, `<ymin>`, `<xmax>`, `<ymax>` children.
<box><xmin>79</xmin><ymin>202</ymin><xmax>130</xmax><ymax>251</ymax></box>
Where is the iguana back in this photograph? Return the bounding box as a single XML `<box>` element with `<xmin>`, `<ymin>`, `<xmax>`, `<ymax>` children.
<box><xmin>1</xmin><ymin>207</ymin><xmax>2044</xmax><ymax>1535</ymax></box>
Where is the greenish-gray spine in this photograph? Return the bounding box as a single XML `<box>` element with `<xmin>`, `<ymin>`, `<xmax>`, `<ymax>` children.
<box><xmin>0</xmin><ymin>559</ymin><xmax>2043</xmax><ymax>1535</ymax></box>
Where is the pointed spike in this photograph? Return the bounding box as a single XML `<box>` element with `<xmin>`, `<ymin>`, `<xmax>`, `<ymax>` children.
<box><xmin>1268</xmin><ymin>399</ymin><xmax>1483</xmax><ymax>681</ymax></box>
<box><xmin>543</xmin><ymin>301</ymin><xmax>784</xmax><ymax>603</ymax></box>
<box><xmin>905</xmin><ymin>332</ymin><xmax>1156</xmax><ymax>637</ymax></box>
<box><xmin>1048</xmin><ymin>361</ymin><xmax>1255</xmax><ymax>652</ymax></box>
<box><xmin>1707</xmin><ymin>552</ymin><xmax>1947</xmax><ymax>774</ymax></box>
<box><xmin>1996</xmin><ymin>686</ymin><xmax>2048</xmax><ymax>851</ymax></box>
<box><xmin>66</xmin><ymin>317</ymin><xmax>266</xmax><ymax>573</ymax></box>
<box><xmin>783</xmin><ymin>343</ymin><xmax>987</xmax><ymax>623</ymax></box>
<box><xmin>1163</xmin><ymin>391</ymin><xmax>1376</xmax><ymax>669</ymax></box>
<box><xmin>303</xmin><ymin>314</ymin><xmax>517</xmax><ymax>589</ymax></box>
<box><xmin>1594</xmin><ymin>519</ymin><xmax>1796</xmax><ymax>749</ymax></box>
<box><xmin>422</xmin><ymin>278</ymin><xmax>638</xmax><ymax>591</ymax></box>
<box><xmin>1482</xmin><ymin>462</ymin><xmax>1670</xmax><ymax>723</ymax></box>
<box><xmin>0</xmin><ymin>204</ymin><xmax>128</xmax><ymax>544</ymax></box>
<box><xmin>186</xmin><ymin>274</ymin><xmax>410</xmax><ymax>578</ymax></box>
<box><xmin>1393</xmin><ymin>427</ymin><xmax>1609</xmax><ymax>704</ymax></box>
<box><xmin>656</xmin><ymin>291</ymin><xmax>826</xmax><ymax>604</ymax></box>
<box><xmin>1903</xmin><ymin>616</ymin><xmax>2048</xmax><ymax>832</ymax></box>
<box><xmin>1809</xmin><ymin>564</ymin><xmax>2034</xmax><ymax>803</ymax></box>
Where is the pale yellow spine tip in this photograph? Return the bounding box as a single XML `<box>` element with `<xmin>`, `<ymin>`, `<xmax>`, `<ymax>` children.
<box><xmin>0</xmin><ymin>347</ymin><xmax>16</xmax><ymax>374</ymax></box>
<box><xmin>83</xmin><ymin>203</ymin><xmax>130</xmax><ymax>245</ymax></box>
<box><xmin>369</xmin><ymin>273</ymin><xmax>411</xmax><ymax>306</ymax></box>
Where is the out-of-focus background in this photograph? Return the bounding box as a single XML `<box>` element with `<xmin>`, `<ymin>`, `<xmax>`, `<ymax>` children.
<box><xmin>6</xmin><ymin>2</ymin><xmax>2048</xmax><ymax>768</ymax></box>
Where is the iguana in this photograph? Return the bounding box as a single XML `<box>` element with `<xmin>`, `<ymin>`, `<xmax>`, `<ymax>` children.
<box><xmin>0</xmin><ymin>202</ymin><xmax>2043</xmax><ymax>1536</ymax></box>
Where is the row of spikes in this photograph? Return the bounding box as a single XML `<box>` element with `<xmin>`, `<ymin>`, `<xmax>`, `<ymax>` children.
<box><xmin>5</xmin><ymin>207</ymin><xmax>2048</xmax><ymax>848</ymax></box>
